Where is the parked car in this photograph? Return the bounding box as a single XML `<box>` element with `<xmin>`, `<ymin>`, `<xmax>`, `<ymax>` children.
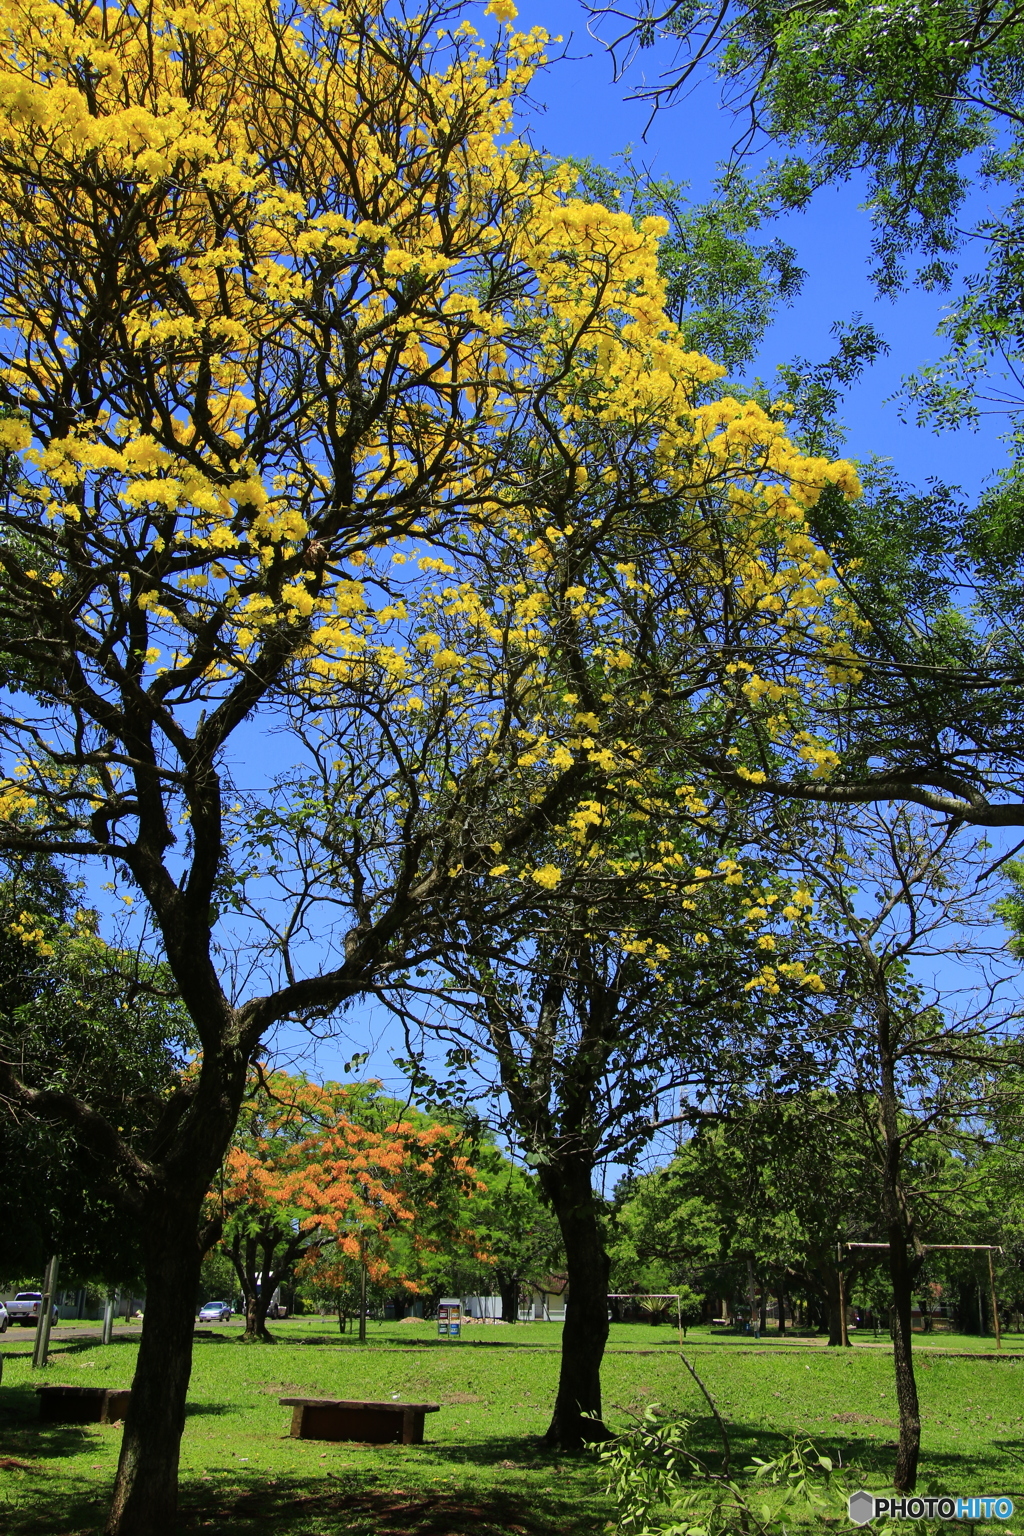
<box><xmin>0</xmin><ymin>1300</ymin><xmax>8</xmax><ymax>1334</ymax></box>
<box><xmin>6</xmin><ymin>1292</ymin><xmax>58</xmax><ymax>1327</ymax></box>
<box><xmin>197</xmin><ymin>1301</ymin><xmax>232</xmax><ymax>1323</ymax></box>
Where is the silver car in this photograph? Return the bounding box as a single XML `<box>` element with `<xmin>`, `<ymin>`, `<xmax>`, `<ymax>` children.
<box><xmin>197</xmin><ymin>1301</ymin><xmax>232</xmax><ymax>1322</ymax></box>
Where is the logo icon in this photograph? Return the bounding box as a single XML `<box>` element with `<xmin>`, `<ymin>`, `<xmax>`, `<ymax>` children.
<box><xmin>848</xmin><ymin>1492</ymin><xmax>875</xmax><ymax>1526</ymax></box>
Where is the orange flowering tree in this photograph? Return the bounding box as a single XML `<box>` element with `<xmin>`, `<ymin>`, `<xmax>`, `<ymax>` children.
<box><xmin>213</xmin><ymin>1072</ymin><xmax>481</xmax><ymax>1340</ymax></box>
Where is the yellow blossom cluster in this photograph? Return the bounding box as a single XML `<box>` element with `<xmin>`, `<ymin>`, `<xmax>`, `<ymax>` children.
<box><xmin>0</xmin><ymin>0</ymin><xmax>861</xmax><ymax>693</ymax></box>
<box><xmin>7</xmin><ymin>910</ymin><xmax>54</xmax><ymax>957</ymax></box>
<box><xmin>744</xmin><ymin>960</ymin><xmax>826</xmax><ymax>996</ymax></box>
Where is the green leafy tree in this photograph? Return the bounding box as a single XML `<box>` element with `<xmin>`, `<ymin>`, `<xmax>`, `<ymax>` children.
<box><xmin>609</xmin><ymin>1167</ymin><xmax>722</xmax><ymax>1324</ymax></box>
<box><xmin>616</xmin><ymin>0</ymin><xmax>1024</xmax><ymax>299</ymax></box>
<box><xmin>426</xmin><ymin>1145</ymin><xmax>563</xmax><ymax>1322</ymax></box>
<box><xmin>0</xmin><ymin>855</ymin><xmax>194</xmax><ymax>1292</ymax></box>
<box><xmin>613</xmin><ymin>1095</ymin><xmax>886</xmax><ymax>1344</ymax></box>
<box><xmin>769</xmin><ymin>803</ymin><xmax>1019</xmax><ymax>1489</ymax></box>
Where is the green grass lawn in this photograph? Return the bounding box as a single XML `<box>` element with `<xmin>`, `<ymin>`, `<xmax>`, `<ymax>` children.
<box><xmin>2</xmin><ymin>1321</ymin><xmax>1023</xmax><ymax>1535</ymax></box>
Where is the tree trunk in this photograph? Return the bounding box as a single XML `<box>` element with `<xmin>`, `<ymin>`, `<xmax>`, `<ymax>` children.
<box><xmin>806</xmin><ymin>1289</ymin><xmax>826</xmax><ymax>1332</ymax></box>
<box><xmin>231</xmin><ymin>1229</ymin><xmax>304</xmax><ymax>1342</ymax></box>
<box><xmin>777</xmin><ymin>1289</ymin><xmax>786</xmax><ymax>1333</ymax></box>
<box><xmin>104</xmin><ymin>1195</ymin><xmax>203</xmax><ymax>1536</ymax></box>
<box><xmin>230</xmin><ymin>1234</ymin><xmax>275</xmax><ymax>1343</ymax></box>
<box><xmin>497</xmin><ymin>1271</ymin><xmax>519</xmax><ymax>1323</ymax></box>
<box><xmin>874</xmin><ymin>985</ymin><xmax>922</xmax><ymax>1492</ymax></box>
<box><xmin>242</xmin><ymin>1288</ymin><xmax>273</xmax><ymax>1342</ymax></box>
<box><xmin>824</xmin><ymin>1265</ymin><xmax>845</xmax><ymax>1347</ymax></box>
<box><xmin>539</xmin><ymin>1158</ymin><xmax>611</xmax><ymax>1450</ymax></box>
<box><xmin>889</xmin><ymin>1238</ymin><xmax>921</xmax><ymax>1490</ymax></box>
<box><xmin>746</xmin><ymin>1257</ymin><xmax>758</xmax><ymax>1338</ymax></box>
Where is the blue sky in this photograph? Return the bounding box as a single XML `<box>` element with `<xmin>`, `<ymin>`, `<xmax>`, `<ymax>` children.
<box><xmin>513</xmin><ymin>0</ymin><xmax>1007</xmax><ymax>499</ymax></box>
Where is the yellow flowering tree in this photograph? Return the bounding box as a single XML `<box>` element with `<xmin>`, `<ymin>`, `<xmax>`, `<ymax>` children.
<box><xmin>0</xmin><ymin>0</ymin><xmax>865</xmax><ymax>1528</ymax></box>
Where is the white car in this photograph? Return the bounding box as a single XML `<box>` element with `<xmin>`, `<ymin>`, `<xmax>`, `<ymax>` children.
<box><xmin>0</xmin><ymin>1301</ymin><xmax>8</xmax><ymax>1334</ymax></box>
<box><xmin>198</xmin><ymin>1301</ymin><xmax>232</xmax><ymax>1323</ymax></box>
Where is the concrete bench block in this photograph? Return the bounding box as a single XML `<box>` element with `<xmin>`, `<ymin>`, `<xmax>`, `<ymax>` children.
<box><xmin>37</xmin><ymin>1386</ymin><xmax>131</xmax><ymax>1424</ymax></box>
<box><xmin>280</xmin><ymin>1396</ymin><xmax>440</xmax><ymax>1445</ymax></box>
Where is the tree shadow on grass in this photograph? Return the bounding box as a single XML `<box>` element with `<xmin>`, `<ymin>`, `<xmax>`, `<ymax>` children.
<box><xmin>0</xmin><ymin>1475</ymin><xmax>105</xmax><ymax>1536</ymax></box>
<box><xmin>0</xmin><ymin>1386</ymin><xmax>120</xmax><ymax>1457</ymax></box>
<box><xmin>12</xmin><ymin>1335</ymin><xmax>139</xmax><ymax>1362</ymax></box>
<box><xmin>413</xmin><ymin>1435</ymin><xmax>560</xmax><ymax>1469</ymax></box>
<box><xmin>177</xmin><ymin>1471</ymin><xmax>605</xmax><ymax>1536</ymax></box>
<box><xmin>0</xmin><ymin>1389</ymin><xmax>110</xmax><ymax>1536</ymax></box>
<box><xmin>0</xmin><ymin>1418</ymin><xmax>102</xmax><ymax>1464</ymax></box>
<box><xmin>422</xmin><ymin>1416</ymin><xmax>1014</xmax><ymax>1488</ymax></box>
<box><xmin>685</xmin><ymin>1414</ymin><xmax>1018</xmax><ymax>1486</ymax></box>
<box><xmin>1</xmin><ymin>1469</ymin><xmax>608</xmax><ymax>1536</ymax></box>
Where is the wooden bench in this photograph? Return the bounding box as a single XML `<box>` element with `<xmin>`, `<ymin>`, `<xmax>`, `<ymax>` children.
<box><xmin>280</xmin><ymin>1396</ymin><xmax>440</xmax><ymax>1445</ymax></box>
<box><xmin>37</xmin><ymin>1385</ymin><xmax>131</xmax><ymax>1424</ymax></box>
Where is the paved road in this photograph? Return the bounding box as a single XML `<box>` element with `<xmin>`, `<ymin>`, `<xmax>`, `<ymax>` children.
<box><xmin>1</xmin><ymin>1323</ymin><xmax>141</xmax><ymax>1354</ymax></box>
<box><xmin>0</xmin><ymin>1319</ymin><xmax>254</xmax><ymax>1354</ymax></box>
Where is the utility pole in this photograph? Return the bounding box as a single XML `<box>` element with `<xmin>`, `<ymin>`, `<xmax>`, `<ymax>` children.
<box><xmin>101</xmin><ymin>1293</ymin><xmax>115</xmax><ymax>1345</ymax></box>
<box><xmin>31</xmin><ymin>1254</ymin><xmax>60</xmax><ymax>1370</ymax></box>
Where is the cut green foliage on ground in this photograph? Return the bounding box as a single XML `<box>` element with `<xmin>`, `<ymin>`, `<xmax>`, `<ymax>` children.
<box><xmin>2</xmin><ymin>1322</ymin><xmax>1023</xmax><ymax>1535</ymax></box>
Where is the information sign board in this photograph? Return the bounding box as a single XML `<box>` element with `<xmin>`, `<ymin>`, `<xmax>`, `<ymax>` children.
<box><xmin>437</xmin><ymin>1298</ymin><xmax>462</xmax><ymax>1339</ymax></box>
